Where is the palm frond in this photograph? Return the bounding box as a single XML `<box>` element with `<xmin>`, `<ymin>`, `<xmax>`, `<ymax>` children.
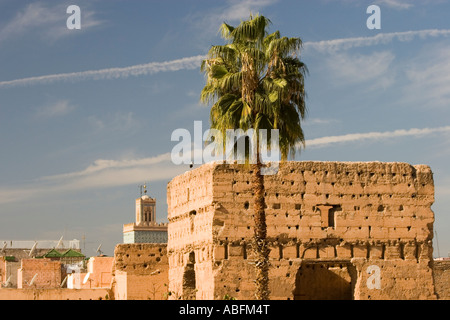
<box><xmin>201</xmin><ymin>14</ymin><xmax>308</xmax><ymax>159</ymax></box>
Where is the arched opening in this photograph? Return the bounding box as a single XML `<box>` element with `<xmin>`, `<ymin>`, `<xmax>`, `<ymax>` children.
<box><xmin>182</xmin><ymin>251</ymin><xmax>196</xmax><ymax>300</ymax></box>
<box><xmin>293</xmin><ymin>261</ymin><xmax>356</xmax><ymax>300</ymax></box>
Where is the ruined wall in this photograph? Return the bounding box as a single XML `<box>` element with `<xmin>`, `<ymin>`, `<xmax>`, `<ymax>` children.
<box><xmin>17</xmin><ymin>259</ymin><xmax>62</xmax><ymax>289</ymax></box>
<box><xmin>67</xmin><ymin>272</ymin><xmax>96</xmax><ymax>289</ymax></box>
<box><xmin>0</xmin><ymin>288</ymin><xmax>111</xmax><ymax>300</ymax></box>
<box><xmin>167</xmin><ymin>161</ymin><xmax>437</xmax><ymax>300</ymax></box>
<box><xmin>167</xmin><ymin>163</ymin><xmax>216</xmax><ymax>299</ymax></box>
<box><xmin>433</xmin><ymin>260</ymin><xmax>450</xmax><ymax>300</ymax></box>
<box><xmin>113</xmin><ymin>243</ymin><xmax>168</xmax><ymax>300</ymax></box>
<box><xmin>0</xmin><ymin>258</ymin><xmax>17</xmax><ymax>288</ymax></box>
<box><xmin>87</xmin><ymin>257</ymin><xmax>114</xmax><ymax>288</ymax></box>
<box><xmin>0</xmin><ymin>257</ymin><xmax>5</xmax><ymax>284</ymax></box>
<box><xmin>68</xmin><ymin>257</ymin><xmax>115</xmax><ymax>289</ymax></box>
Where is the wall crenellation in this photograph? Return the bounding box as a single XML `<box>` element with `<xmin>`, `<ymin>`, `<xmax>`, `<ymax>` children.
<box><xmin>204</xmin><ymin>238</ymin><xmax>431</xmax><ymax>262</ymax></box>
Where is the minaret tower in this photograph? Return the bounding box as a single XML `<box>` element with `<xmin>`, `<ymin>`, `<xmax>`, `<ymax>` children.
<box><xmin>122</xmin><ymin>183</ymin><xmax>168</xmax><ymax>244</ymax></box>
<box><xmin>135</xmin><ymin>184</ymin><xmax>156</xmax><ymax>226</ymax></box>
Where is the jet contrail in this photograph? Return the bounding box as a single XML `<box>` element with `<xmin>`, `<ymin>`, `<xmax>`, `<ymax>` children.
<box><xmin>303</xmin><ymin>28</ymin><xmax>450</xmax><ymax>53</ymax></box>
<box><xmin>0</xmin><ymin>55</ymin><xmax>206</xmax><ymax>88</ymax></box>
<box><xmin>1</xmin><ymin>29</ymin><xmax>450</xmax><ymax>88</ymax></box>
<box><xmin>303</xmin><ymin>126</ymin><xmax>450</xmax><ymax>148</ymax></box>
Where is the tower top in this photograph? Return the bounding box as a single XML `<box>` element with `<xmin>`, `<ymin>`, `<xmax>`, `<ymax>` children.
<box><xmin>139</xmin><ymin>183</ymin><xmax>152</xmax><ymax>199</ymax></box>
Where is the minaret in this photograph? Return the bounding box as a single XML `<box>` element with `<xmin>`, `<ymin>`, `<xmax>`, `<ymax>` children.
<box><xmin>123</xmin><ymin>183</ymin><xmax>168</xmax><ymax>244</ymax></box>
<box><xmin>135</xmin><ymin>184</ymin><xmax>156</xmax><ymax>226</ymax></box>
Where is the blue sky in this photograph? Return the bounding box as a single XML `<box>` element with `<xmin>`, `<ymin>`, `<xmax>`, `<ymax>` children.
<box><xmin>0</xmin><ymin>0</ymin><xmax>449</xmax><ymax>256</ymax></box>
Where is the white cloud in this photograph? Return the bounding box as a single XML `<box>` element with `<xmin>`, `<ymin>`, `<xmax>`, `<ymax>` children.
<box><xmin>303</xmin><ymin>126</ymin><xmax>450</xmax><ymax>148</ymax></box>
<box><xmin>304</xmin><ymin>118</ymin><xmax>340</xmax><ymax>125</ymax></box>
<box><xmin>402</xmin><ymin>44</ymin><xmax>450</xmax><ymax>108</ymax></box>
<box><xmin>0</xmin><ymin>2</ymin><xmax>103</xmax><ymax>44</ymax></box>
<box><xmin>41</xmin><ymin>153</ymin><xmax>173</xmax><ymax>182</ymax></box>
<box><xmin>44</xmin><ymin>7</ymin><xmax>104</xmax><ymax>41</ymax></box>
<box><xmin>0</xmin><ymin>152</ymin><xmax>183</xmax><ymax>204</ymax></box>
<box><xmin>0</xmin><ymin>3</ymin><xmax>60</xmax><ymax>42</ymax></box>
<box><xmin>35</xmin><ymin>100</ymin><xmax>75</xmax><ymax>118</ymax></box>
<box><xmin>1</xmin><ymin>125</ymin><xmax>449</xmax><ymax>204</ymax></box>
<box><xmin>304</xmin><ymin>29</ymin><xmax>450</xmax><ymax>53</ymax></box>
<box><xmin>325</xmin><ymin>51</ymin><xmax>396</xmax><ymax>89</ymax></box>
<box><xmin>1</xmin><ymin>28</ymin><xmax>450</xmax><ymax>89</ymax></box>
<box><xmin>185</xmin><ymin>0</ymin><xmax>278</xmax><ymax>42</ymax></box>
<box><xmin>217</xmin><ymin>0</ymin><xmax>279</xmax><ymax>22</ymax></box>
<box><xmin>374</xmin><ymin>0</ymin><xmax>413</xmax><ymax>10</ymax></box>
<box><xmin>88</xmin><ymin>112</ymin><xmax>141</xmax><ymax>133</ymax></box>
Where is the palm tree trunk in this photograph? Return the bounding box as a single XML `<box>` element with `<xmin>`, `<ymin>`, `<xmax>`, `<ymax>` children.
<box><xmin>252</xmin><ymin>145</ymin><xmax>270</xmax><ymax>300</ymax></box>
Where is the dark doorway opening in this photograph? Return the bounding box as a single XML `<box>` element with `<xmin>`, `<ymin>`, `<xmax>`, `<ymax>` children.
<box><xmin>293</xmin><ymin>261</ymin><xmax>355</xmax><ymax>300</ymax></box>
<box><xmin>182</xmin><ymin>251</ymin><xmax>196</xmax><ymax>300</ymax></box>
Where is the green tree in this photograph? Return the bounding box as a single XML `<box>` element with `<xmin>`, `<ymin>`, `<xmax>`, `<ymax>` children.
<box><xmin>200</xmin><ymin>14</ymin><xmax>307</xmax><ymax>300</ymax></box>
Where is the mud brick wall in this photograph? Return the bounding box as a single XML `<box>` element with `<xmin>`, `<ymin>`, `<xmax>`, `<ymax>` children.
<box><xmin>113</xmin><ymin>243</ymin><xmax>169</xmax><ymax>300</ymax></box>
<box><xmin>167</xmin><ymin>163</ymin><xmax>216</xmax><ymax>299</ymax></box>
<box><xmin>167</xmin><ymin>161</ymin><xmax>437</xmax><ymax>300</ymax></box>
<box><xmin>87</xmin><ymin>257</ymin><xmax>114</xmax><ymax>288</ymax></box>
<box><xmin>0</xmin><ymin>288</ymin><xmax>111</xmax><ymax>300</ymax></box>
<box><xmin>0</xmin><ymin>257</ymin><xmax>5</xmax><ymax>284</ymax></box>
<box><xmin>433</xmin><ymin>260</ymin><xmax>450</xmax><ymax>300</ymax></box>
<box><xmin>17</xmin><ymin>259</ymin><xmax>62</xmax><ymax>289</ymax></box>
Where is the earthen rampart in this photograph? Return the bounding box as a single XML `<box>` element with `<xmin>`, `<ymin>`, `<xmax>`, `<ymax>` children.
<box><xmin>433</xmin><ymin>260</ymin><xmax>450</xmax><ymax>299</ymax></box>
<box><xmin>113</xmin><ymin>243</ymin><xmax>169</xmax><ymax>300</ymax></box>
<box><xmin>0</xmin><ymin>288</ymin><xmax>111</xmax><ymax>300</ymax></box>
<box><xmin>167</xmin><ymin>161</ymin><xmax>437</xmax><ymax>300</ymax></box>
<box><xmin>17</xmin><ymin>259</ymin><xmax>62</xmax><ymax>289</ymax></box>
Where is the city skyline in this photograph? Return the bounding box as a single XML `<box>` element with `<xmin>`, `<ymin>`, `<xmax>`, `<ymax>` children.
<box><xmin>1</xmin><ymin>0</ymin><xmax>450</xmax><ymax>256</ymax></box>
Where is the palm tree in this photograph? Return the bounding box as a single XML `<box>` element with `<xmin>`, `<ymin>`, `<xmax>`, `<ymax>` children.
<box><xmin>200</xmin><ymin>14</ymin><xmax>307</xmax><ymax>300</ymax></box>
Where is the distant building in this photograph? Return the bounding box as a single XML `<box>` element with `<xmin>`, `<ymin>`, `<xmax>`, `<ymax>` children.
<box><xmin>17</xmin><ymin>258</ymin><xmax>61</xmax><ymax>289</ymax></box>
<box><xmin>435</xmin><ymin>257</ymin><xmax>450</xmax><ymax>261</ymax></box>
<box><xmin>123</xmin><ymin>186</ymin><xmax>168</xmax><ymax>244</ymax></box>
<box><xmin>67</xmin><ymin>256</ymin><xmax>114</xmax><ymax>289</ymax></box>
<box><xmin>0</xmin><ymin>239</ymin><xmax>82</xmax><ymax>288</ymax></box>
<box><xmin>40</xmin><ymin>248</ymin><xmax>86</xmax><ymax>269</ymax></box>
